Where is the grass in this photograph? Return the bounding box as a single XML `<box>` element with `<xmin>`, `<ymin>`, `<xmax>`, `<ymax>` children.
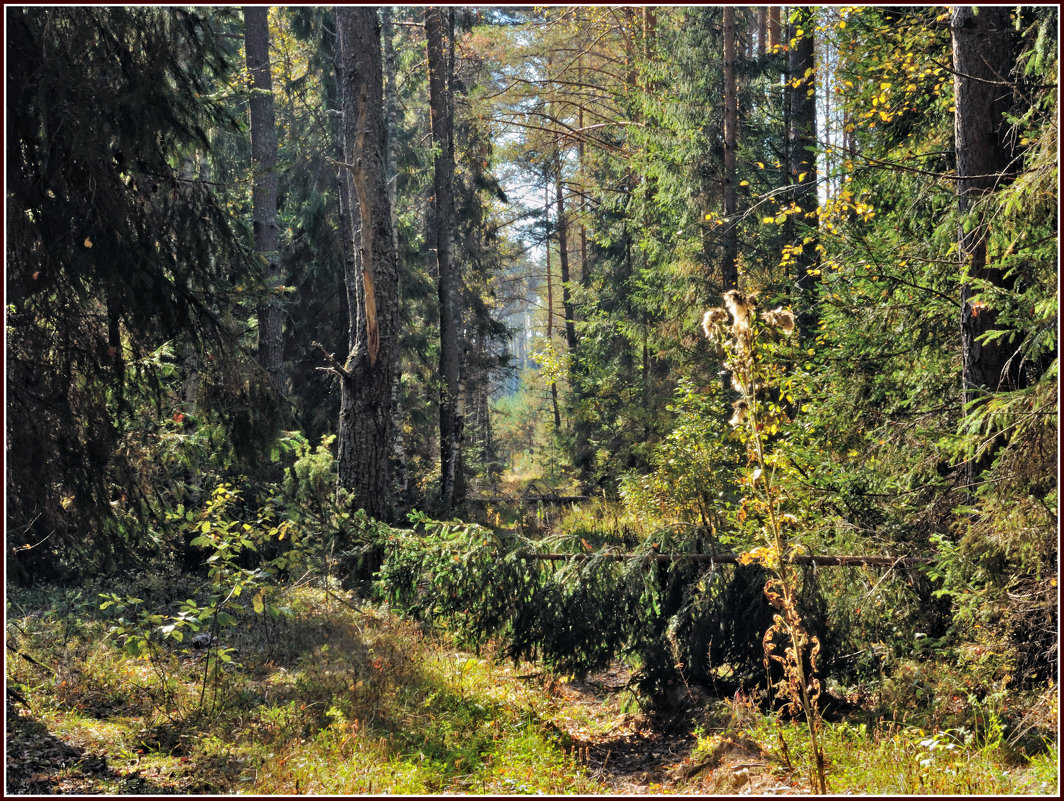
<box><xmin>6</xmin><ymin>579</ymin><xmax>611</xmax><ymax>795</ymax></box>
<box><xmin>686</xmin><ymin>689</ymin><xmax>1059</xmax><ymax>795</ymax></box>
<box><xmin>7</xmin><ymin>572</ymin><xmax>1059</xmax><ymax>795</ymax></box>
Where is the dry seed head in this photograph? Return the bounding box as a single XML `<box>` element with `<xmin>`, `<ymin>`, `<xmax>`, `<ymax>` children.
<box><xmin>723</xmin><ymin>289</ymin><xmax>756</xmax><ymax>327</ymax></box>
<box><xmin>702</xmin><ymin>307</ymin><xmax>728</xmax><ymax>339</ymax></box>
<box><xmin>761</xmin><ymin>306</ymin><xmax>796</xmax><ymax>336</ymax></box>
<box><xmin>729</xmin><ymin>398</ymin><xmax>749</xmax><ymax>428</ymax></box>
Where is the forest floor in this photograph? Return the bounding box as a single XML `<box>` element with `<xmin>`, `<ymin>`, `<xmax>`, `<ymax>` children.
<box><xmin>6</xmin><ymin>578</ymin><xmax>1057</xmax><ymax>795</ymax></box>
<box><xmin>534</xmin><ymin>665</ymin><xmax>805</xmax><ymax>795</ymax></box>
<box><xmin>5</xmin><ymin>656</ymin><xmax>798</xmax><ymax>796</ymax></box>
<box><xmin>3</xmin><ymin>574</ymin><xmax>808</xmax><ymax>796</ymax></box>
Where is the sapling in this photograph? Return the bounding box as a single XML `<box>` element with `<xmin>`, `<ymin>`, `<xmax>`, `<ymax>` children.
<box><xmin>703</xmin><ymin>289</ymin><xmax>828</xmax><ymax>793</ymax></box>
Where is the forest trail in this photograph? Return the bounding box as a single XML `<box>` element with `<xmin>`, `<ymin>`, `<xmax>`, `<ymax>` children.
<box><xmin>540</xmin><ymin>663</ymin><xmax>805</xmax><ymax>795</ymax></box>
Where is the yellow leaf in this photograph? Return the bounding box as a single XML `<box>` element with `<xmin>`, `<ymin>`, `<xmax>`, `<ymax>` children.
<box><xmin>739</xmin><ymin>180</ymin><xmax>749</xmax><ymax>186</ymax></box>
<box><xmin>83</xmin><ymin>238</ymin><xmax>93</xmax><ymax>248</ymax></box>
<box><xmin>757</xmin><ymin>161</ymin><xmax>765</xmax><ymax>169</ymax></box>
<box><xmin>798</xmin><ymin>172</ymin><xmax>807</xmax><ymax>182</ymax></box>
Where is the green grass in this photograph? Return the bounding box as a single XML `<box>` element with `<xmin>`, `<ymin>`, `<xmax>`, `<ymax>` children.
<box><xmin>7</xmin><ymin>581</ymin><xmax>611</xmax><ymax>795</ymax></box>
<box><xmin>687</xmin><ymin>690</ymin><xmax>1059</xmax><ymax>795</ymax></box>
<box><xmin>7</xmin><ymin>576</ymin><xmax>1058</xmax><ymax>795</ymax></box>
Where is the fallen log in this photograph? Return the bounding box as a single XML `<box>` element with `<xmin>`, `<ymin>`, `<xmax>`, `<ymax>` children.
<box><xmin>466</xmin><ymin>495</ymin><xmax>590</xmax><ymax>505</ymax></box>
<box><xmin>518</xmin><ymin>552</ymin><xmax>930</xmax><ymax>567</ymax></box>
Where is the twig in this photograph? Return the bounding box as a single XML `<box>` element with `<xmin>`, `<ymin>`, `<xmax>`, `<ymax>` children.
<box><xmin>312</xmin><ymin>341</ymin><xmax>352</xmax><ymax>379</ymax></box>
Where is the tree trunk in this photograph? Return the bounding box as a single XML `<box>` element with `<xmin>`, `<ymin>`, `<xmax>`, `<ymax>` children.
<box><xmin>952</xmin><ymin>6</ymin><xmax>1018</xmax><ymax>488</ymax></box>
<box><xmin>788</xmin><ymin>7</ymin><xmax>819</xmax><ymax>340</ymax></box>
<box><xmin>381</xmin><ymin>7</ymin><xmax>408</xmax><ymax>509</ymax></box>
<box><xmin>426</xmin><ymin>7</ymin><xmax>462</xmax><ymax>510</ymax></box>
<box><xmin>243</xmin><ymin>7</ymin><xmax>284</xmax><ymax>392</ymax></box>
<box><xmin>722</xmin><ymin>6</ymin><xmax>739</xmax><ymax>291</ymax></box>
<box><xmin>334</xmin><ymin>7</ymin><xmax>400</xmax><ymax>521</ymax></box>
<box><xmin>757</xmin><ymin>7</ymin><xmax>768</xmax><ymax>59</ymax></box>
<box><xmin>768</xmin><ymin>6</ymin><xmax>782</xmax><ymax>50</ymax></box>
<box><xmin>545</xmin><ymin>173</ymin><xmax>562</xmax><ymax>431</ymax></box>
<box><xmin>555</xmin><ymin>164</ymin><xmax>578</xmax><ymax>356</ymax></box>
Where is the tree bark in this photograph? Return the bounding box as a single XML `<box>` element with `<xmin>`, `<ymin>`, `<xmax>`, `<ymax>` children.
<box><xmin>555</xmin><ymin>164</ymin><xmax>578</xmax><ymax>356</ymax></box>
<box><xmin>380</xmin><ymin>7</ymin><xmax>408</xmax><ymax>508</ymax></box>
<box><xmin>426</xmin><ymin>7</ymin><xmax>462</xmax><ymax>510</ymax></box>
<box><xmin>544</xmin><ymin>172</ymin><xmax>562</xmax><ymax>432</ymax></box>
<box><xmin>243</xmin><ymin>7</ymin><xmax>284</xmax><ymax>392</ymax></box>
<box><xmin>788</xmin><ymin>7</ymin><xmax>819</xmax><ymax>340</ymax></box>
<box><xmin>952</xmin><ymin>6</ymin><xmax>1018</xmax><ymax>487</ymax></box>
<box><xmin>722</xmin><ymin>6</ymin><xmax>739</xmax><ymax>291</ymax></box>
<box><xmin>757</xmin><ymin>7</ymin><xmax>768</xmax><ymax>59</ymax></box>
<box><xmin>767</xmin><ymin>6</ymin><xmax>782</xmax><ymax>50</ymax></box>
<box><xmin>334</xmin><ymin>7</ymin><xmax>400</xmax><ymax>521</ymax></box>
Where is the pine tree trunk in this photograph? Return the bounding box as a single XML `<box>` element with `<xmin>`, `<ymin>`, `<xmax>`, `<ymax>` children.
<box><xmin>334</xmin><ymin>7</ymin><xmax>400</xmax><ymax>521</ymax></box>
<box><xmin>757</xmin><ymin>7</ymin><xmax>768</xmax><ymax>58</ymax></box>
<box><xmin>243</xmin><ymin>7</ymin><xmax>284</xmax><ymax>392</ymax></box>
<box><xmin>545</xmin><ymin>173</ymin><xmax>562</xmax><ymax>431</ymax></box>
<box><xmin>768</xmin><ymin>6</ymin><xmax>782</xmax><ymax>49</ymax></box>
<box><xmin>555</xmin><ymin>166</ymin><xmax>578</xmax><ymax>356</ymax></box>
<box><xmin>722</xmin><ymin>6</ymin><xmax>739</xmax><ymax>291</ymax></box>
<box><xmin>381</xmin><ymin>7</ymin><xmax>408</xmax><ymax>508</ymax></box>
<box><xmin>426</xmin><ymin>7</ymin><xmax>462</xmax><ymax>510</ymax></box>
<box><xmin>788</xmin><ymin>8</ymin><xmax>819</xmax><ymax>340</ymax></box>
<box><xmin>952</xmin><ymin>6</ymin><xmax>1018</xmax><ymax>488</ymax></box>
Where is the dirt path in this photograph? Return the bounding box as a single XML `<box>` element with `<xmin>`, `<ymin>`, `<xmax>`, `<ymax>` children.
<box><xmin>544</xmin><ymin>663</ymin><xmax>807</xmax><ymax>795</ymax></box>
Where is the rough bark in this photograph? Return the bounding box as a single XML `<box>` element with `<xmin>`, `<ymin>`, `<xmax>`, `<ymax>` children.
<box><xmin>767</xmin><ymin>6</ymin><xmax>782</xmax><ymax>49</ymax></box>
<box><xmin>757</xmin><ymin>7</ymin><xmax>768</xmax><ymax>58</ymax></box>
<box><xmin>722</xmin><ymin>6</ymin><xmax>739</xmax><ymax>291</ymax></box>
<box><xmin>788</xmin><ymin>7</ymin><xmax>819</xmax><ymax>340</ymax></box>
<box><xmin>243</xmin><ymin>7</ymin><xmax>284</xmax><ymax>392</ymax></box>
<box><xmin>381</xmin><ymin>6</ymin><xmax>408</xmax><ymax>507</ymax></box>
<box><xmin>426</xmin><ymin>6</ymin><xmax>462</xmax><ymax>509</ymax></box>
<box><xmin>334</xmin><ymin>7</ymin><xmax>399</xmax><ymax>521</ymax></box>
<box><xmin>555</xmin><ymin>166</ymin><xmax>578</xmax><ymax>356</ymax></box>
<box><xmin>952</xmin><ymin>6</ymin><xmax>1019</xmax><ymax>487</ymax></box>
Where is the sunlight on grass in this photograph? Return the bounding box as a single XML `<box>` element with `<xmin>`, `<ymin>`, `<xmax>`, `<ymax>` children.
<box><xmin>691</xmin><ymin>700</ymin><xmax>1059</xmax><ymax>795</ymax></box>
<box><xmin>8</xmin><ymin>581</ymin><xmax>1056</xmax><ymax>796</ymax></box>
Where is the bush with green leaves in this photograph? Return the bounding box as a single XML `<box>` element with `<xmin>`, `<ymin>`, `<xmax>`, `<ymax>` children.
<box><xmin>99</xmin><ymin>483</ymin><xmax>295</xmax><ymax>719</ymax></box>
<box><xmin>619</xmin><ymin>377</ymin><xmax>741</xmax><ymax>529</ymax></box>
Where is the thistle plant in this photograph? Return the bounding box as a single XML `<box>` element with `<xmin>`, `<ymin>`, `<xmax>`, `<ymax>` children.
<box><xmin>703</xmin><ymin>289</ymin><xmax>827</xmax><ymax>794</ymax></box>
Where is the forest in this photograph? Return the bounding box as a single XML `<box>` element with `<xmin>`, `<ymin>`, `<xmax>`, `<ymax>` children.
<box><xmin>5</xmin><ymin>5</ymin><xmax>1058</xmax><ymax>795</ymax></box>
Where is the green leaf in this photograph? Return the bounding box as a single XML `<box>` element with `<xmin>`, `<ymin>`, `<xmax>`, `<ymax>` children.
<box><xmin>216</xmin><ymin>611</ymin><xmax>237</xmax><ymax>627</ymax></box>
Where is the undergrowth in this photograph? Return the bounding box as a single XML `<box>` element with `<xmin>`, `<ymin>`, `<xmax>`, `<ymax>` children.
<box><xmin>691</xmin><ymin>686</ymin><xmax>1059</xmax><ymax>795</ymax></box>
<box><xmin>6</xmin><ymin>582</ymin><xmax>607</xmax><ymax>795</ymax></box>
<box><xmin>7</xmin><ymin>575</ymin><xmax>1057</xmax><ymax>795</ymax></box>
